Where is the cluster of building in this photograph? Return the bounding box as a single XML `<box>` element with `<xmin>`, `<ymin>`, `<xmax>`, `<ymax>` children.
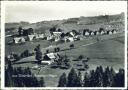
<box><xmin>12</xmin><ymin>26</ymin><xmax>117</xmax><ymax>44</ymax></box>
<box><xmin>82</xmin><ymin>28</ymin><xmax>117</xmax><ymax>36</ymax></box>
<box><xmin>13</xmin><ymin>27</ymin><xmax>45</xmax><ymax>44</ymax></box>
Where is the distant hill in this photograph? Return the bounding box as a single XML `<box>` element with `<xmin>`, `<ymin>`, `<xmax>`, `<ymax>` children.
<box><xmin>5</xmin><ymin>13</ymin><xmax>124</xmax><ymax>34</ymax></box>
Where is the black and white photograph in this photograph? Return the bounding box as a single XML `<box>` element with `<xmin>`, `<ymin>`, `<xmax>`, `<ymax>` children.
<box><xmin>1</xmin><ymin>1</ymin><xmax>127</xmax><ymax>89</ymax></box>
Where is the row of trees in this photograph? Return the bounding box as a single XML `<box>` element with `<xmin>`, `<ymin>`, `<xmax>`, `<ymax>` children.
<box><xmin>58</xmin><ymin>66</ymin><xmax>124</xmax><ymax>87</ymax></box>
<box><xmin>5</xmin><ymin>62</ymin><xmax>45</xmax><ymax>87</ymax></box>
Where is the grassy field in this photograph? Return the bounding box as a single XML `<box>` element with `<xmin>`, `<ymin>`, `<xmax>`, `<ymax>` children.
<box><xmin>8</xmin><ymin>33</ymin><xmax>125</xmax><ymax>87</ymax></box>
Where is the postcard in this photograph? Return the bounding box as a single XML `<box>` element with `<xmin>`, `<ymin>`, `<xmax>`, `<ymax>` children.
<box><xmin>1</xmin><ymin>1</ymin><xmax>127</xmax><ymax>89</ymax></box>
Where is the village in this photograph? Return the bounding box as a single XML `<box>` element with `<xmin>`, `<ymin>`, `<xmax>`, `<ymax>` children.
<box><xmin>11</xmin><ymin>26</ymin><xmax>118</xmax><ymax>44</ymax></box>
<box><xmin>5</xmin><ymin>24</ymin><xmax>123</xmax><ymax>72</ymax></box>
<box><xmin>5</xmin><ymin>25</ymin><xmax>124</xmax><ymax>86</ymax></box>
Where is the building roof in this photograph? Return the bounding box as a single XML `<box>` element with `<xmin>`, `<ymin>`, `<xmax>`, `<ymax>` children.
<box><xmin>46</xmin><ymin>53</ymin><xmax>56</xmax><ymax>59</ymax></box>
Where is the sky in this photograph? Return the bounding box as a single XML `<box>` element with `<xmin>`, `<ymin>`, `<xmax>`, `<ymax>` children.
<box><xmin>4</xmin><ymin>1</ymin><xmax>127</xmax><ymax>23</ymax></box>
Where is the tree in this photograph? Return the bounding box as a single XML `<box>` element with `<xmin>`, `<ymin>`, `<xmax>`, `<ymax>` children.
<box><xmin>76</xmin><ymin>71</ymin><xmax>82</xmax><ymax>87</ymax></box>
<box><xmin>54</xmin><ymin>48</ymin><xmax>57</xmax><ymax>52</ymax></box>
<box><xmin>67</xmin><ymin>68</ymin><xmax>78</xmax><ymax>87</ymax></box>
<box><xmin>46</xmin><ymin>49</ymin><xmax>49</xmax><ymax>54</ymax></box>
<box><xmin>39</xmin><ymin>77</ymin><xmax>45</xmax><ymax>87</ymax></box>
<box><xmin>5</xmin><ymin>65</ymin><xmax>46</xmax><ymax>87</ymax></box>
<box><xmin>89</xmin><ymin>70</ymin><xmax>96</xmax><ymax>87</ymax></box>
<box><xmin>57</xmin><ymin>47</ymin><xmax>60</xmax><ymax>52</ymax></box>
<box><xmin>109</xmin><ymin>67</ymin><xmax>116</xmax><ymax>87</ymax></box>
<box><xmin>58</xmin><ymin>28</ymin><xmax>62</xmax><ymax>32</ymax></box>
<box><xmin>50</xmin><ymin>27</ymin><xmax>56</xmax><ymax>32</ymax></box>
<box><xmin>83</xmin><ymin>72</ymin><xmax>90</xmax><ymax>87</ymax></box>
<box><xmin>13</xmin><ymin>53</ymin><xmax>20</xmax><ymax>61</ymax></box>
<box><xmin>5</xmin><ymin>60</ymin><xmax>14</xmax><ymax>87</ymax></box>
<box><xmin>103</xmin><ymin>66</ymin><xmax>112</xmax><ymax>87</ymax></box>
<box><xmin>78</xmin><ymin>55</ymin><xmax>84</xmax><ymax>60</ymax></box>
<box><xmin>61</xmin><ymin>33</ymin><xmax>65</xmax><ymax>38</ymax></box>
<box><xmin>21</xmin><ymin>50</ymin><xmax>30</xmax><ymax>58</ymax></box>
<box><xmin>114</xmin><ymin>68</ymin><xmax>124</xmax><ymax>87</ymax></box>
<box><xmin>94</xmin><ymin>66</ymin><xmax>104</xmax><ymax>87</ymax></box>
<box><xmin>35</xmin><ymin>44</ymin><xmax>42</xmax><ymax>64</ymax></box>
<box><xmin>70</xmin><ymin>44</ymin><xmax>74</xmax><ymax>49</ymax></box>
<box><xmin>58</xmin><ymin>73</ymin><xmax>67</xmax><ymax>87</ymax></box>
<box><xmin>18</xmin><ymin>26</ymin><xmax>22</xmax><ymax>36</ymax></box>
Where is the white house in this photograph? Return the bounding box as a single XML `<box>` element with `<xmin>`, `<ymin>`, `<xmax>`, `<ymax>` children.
<box><xmin>84</xmin><ymin>31</ymin><xmax>90</xmax><ymax>36</ymax></box>
<box><xmin>90</xmin><ymin>31</ymin><xmax>94</xmax><ymax>36</ymax></box>
<box><xmin>65</xmin><ymin>37</ymin><xmax>74</xmax><ymax>42</ymax></box>
<box><xmin>27</xmin><ymin>35</ymin><xmax>36</xmax><ymax>41</ymax></box>
<box><xmin>94</xmin><ymin>31</ymin><xmax>99</xmax><ymax>35</ymax></box>
<box><xmin>53</xmin><ymin>32</ymin><xmax>62</xmax><ymax>37</ymax></box>
<box><xmin>68</xmin><ymin>37</ymin><xmax>74</xmax><ymax>42</ymax></box>
<box><xmin>35</xmin><ymin>34</ymin><xmax>44</xmax><ymax>39</ymax></box>
<box><xmin>99</xmin><ymin>31</ymin><xmax>105</xmax><ymax>35</ymax></box>
<box><xmin>13</xmin><ymin>37</ymin><xmax>25</xmax><ymax>44</ymax></box>
<box><xmin>70</xmin><ymin>32</ymin><xmax>75</xmax><ymax>37</ymax></box>
<box><xmin>13</xmin><ymin>37</ymin><xmax>21</xmax><ymax>43</ymax></box>
<box><xmin>20</xmin><ymin>37</ymin><xmax>25</xmax><ymax>43</ymax></box>
<box><xmin>107</xmin><ymin>30</ymin><xmax>112</xmax><ymax>35</ymax></box>
<box><xmin>111</xmin><ymin>29</ymin><xmax>117</xmax><ymax>34</ymax></box>
<box><xmin>109</xmin><ymin>31</ymin><xmax>113</xmax><ymax>35</ymax></box>
<box><xmin>43</xmin><ymin>53</ymin><xmax>60</xmax><ymax>60</ymax></box>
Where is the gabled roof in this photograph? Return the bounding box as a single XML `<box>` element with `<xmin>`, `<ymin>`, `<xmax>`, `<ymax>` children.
<box><xmin>44</xmin><ymin>53</ymin><xmax>60</xmax><ymax>60</ymax></box>
<box><xmin>47</xmin><ymin>53</ymin><xmax>56</xmax><ymax>59</ymax></box>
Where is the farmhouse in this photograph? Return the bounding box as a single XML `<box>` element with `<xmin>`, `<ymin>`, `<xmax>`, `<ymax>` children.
<box><xmin>70</xmin><ymin>31</ymin><xmax>75</xmax><ymax>37</ymax></box>
<box><xmin>13</xmin><ymin>37</ymin><xmax>25</xmax><ymax>44</ymax></box>
<box><xmin>99</xmin><ymin>30</ymin><xmax>105</xmax><ymax>35</ymax></box>
<box><xmin>89</xmin><ymin>31</ymin><xmax>94</xmax><ymax>36</ymax></box>
<box><xmin>27</xmin><ymin>35</ymin><xmax>36</xmax><ymax>41</ymax></box>
<box><xmin>107</xmin><ymin>30</ymin><xmax>113</xmax><ymax>35</ymax></box>
<box><xmin>111</xmin><ymin>29</ymin><xmax>117</xmax><ymax>34</ymax></box>
<box><xmin>84</xmin><ymin>31</ymin><xmax>90</xmax><ymax>36</ymax></box>
<box><xmin>65</xmin><ymin>30</ymin><xmax>78</xmax><ymax>37</ymax></box>
<box><xmin>83</xmin><ymin>29</ymin><xmax>90</xmax><ymax>36</ymax></box>
<box><xmin>43</xmin><ymin>53</ymin><xmax>60</xmax><ymax>61</ymax></box>
<box><xmin>64</xmin><ymin>37</ymin><xmax>74</xmax><ymax>42</ymax></box>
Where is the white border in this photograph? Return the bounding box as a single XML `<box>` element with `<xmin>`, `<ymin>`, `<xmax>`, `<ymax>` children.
<box><xmin>1</xmin><ymin>1</ymin><xmax>127</xmax><ymax>89</ymax></box>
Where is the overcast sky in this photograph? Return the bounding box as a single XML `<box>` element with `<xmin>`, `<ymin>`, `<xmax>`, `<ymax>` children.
<box><xmin>4</xmin><ymin>1</ymin><xmax>127</xmax><ymax>23</ymax></box>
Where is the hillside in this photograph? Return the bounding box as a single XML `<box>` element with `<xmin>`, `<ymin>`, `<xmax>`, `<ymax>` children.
<box><xmin>5</xmin><ymin>13</ymin><xmax>124</xmax><ymax>34</ymax></box>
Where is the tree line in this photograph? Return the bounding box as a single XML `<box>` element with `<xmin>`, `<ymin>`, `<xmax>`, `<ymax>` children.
<box><xmin>5</xmin><ymin>61</ymin><xmax>124</xmax><ymax>87</ymax></box>
<box><xmin>58</xmin><ymin>66</ymin><xmax>124</xmax><ymax>87</ymax></box>
<box><xmin>5</xmin><ymin>61</ymin><xmax>45</xmax><ymax>87</ymax></box>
